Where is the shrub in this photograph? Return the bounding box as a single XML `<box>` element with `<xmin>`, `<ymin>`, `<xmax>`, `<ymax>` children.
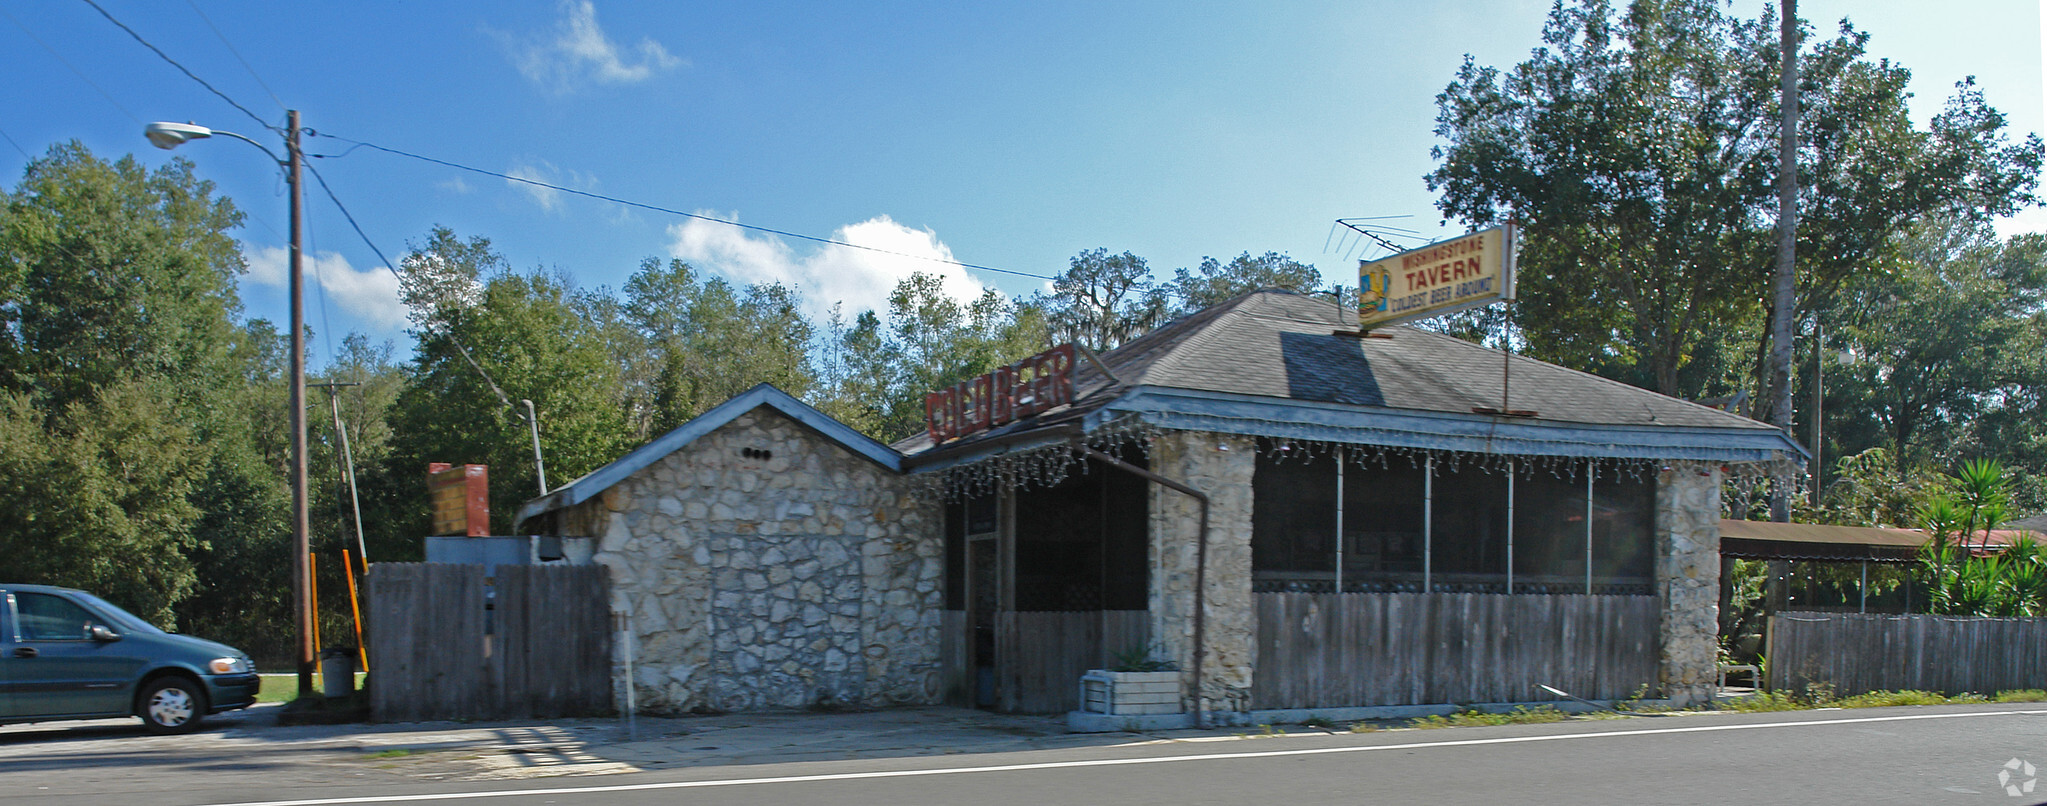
<box><xmin>1408</xmin><ymin>706</ymin><xmax>1566</xmax><ymax>729</ymax></box>
<box><xmin>1833</xmin><ymin>690</ymin><xmax>1948</xmax><ymax>708</ymax></box>
<box><xmin>1717</xmin><ymin>691</ymin><xmax>1806</xmax><ymax>712</ymax></box>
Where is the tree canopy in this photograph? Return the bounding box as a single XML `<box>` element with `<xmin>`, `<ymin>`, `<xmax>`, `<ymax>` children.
<box><xmin>1428</xmin><ymin>0</ymin><xmax>2041</xmax><ymax>404</ymax></box>
<box><xmin>0</xmin><ymin>143</ymin><xmax>288</xmax><ymax>636</ymax></box>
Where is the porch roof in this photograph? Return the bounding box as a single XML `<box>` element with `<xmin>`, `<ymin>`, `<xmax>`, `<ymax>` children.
<box><xmin>1719</xmin><ymin>519</ymin><xmax>1927</xmax><ymax>563</ymax></box>
<box><xmin>1717</xmin><ymin>519</ymin><xmax>2043</xmax><ymax>563</ymax></box>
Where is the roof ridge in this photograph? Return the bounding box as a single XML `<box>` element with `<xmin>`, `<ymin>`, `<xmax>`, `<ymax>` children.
<box><xmin>515</xmin><ymin>383</ymin><xmax>901</xmax><ymax>525</ymax></box>
<box><xmin>1115</xmin><ymin>290</ymin><xmax>1337</xmax><ymax>383</ymax></box>
<box><xmin>1094</xmin><ymin>291</ymin><xmax>1260</xmax><ymax>378</ymax></box>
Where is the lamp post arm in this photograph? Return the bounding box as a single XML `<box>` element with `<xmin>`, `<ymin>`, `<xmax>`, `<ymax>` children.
<box><xmin>204</xmin><ymin>128</ymin><xmax>289</xmax><ymax>167</ymax></box>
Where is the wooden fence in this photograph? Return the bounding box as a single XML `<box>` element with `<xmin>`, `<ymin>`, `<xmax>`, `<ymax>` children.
<box><xmin>996</xmin><ymin>610</ymin><xmax>1149</xmax><ymax>713</ymax></box>
<box><xmin>367</xmin><ymin>563</ymin><xmax>612</xmax><ymax>722</ymax></box>
<box><xmin>1767</xmin><ymin>611</ymin><xmax>2047</xmax><ymax>696</ymax></box>
<box><xmin>1251</xmin><ymin>592</ymin><xmax>1659</xmax><ymax>709</ymax></box>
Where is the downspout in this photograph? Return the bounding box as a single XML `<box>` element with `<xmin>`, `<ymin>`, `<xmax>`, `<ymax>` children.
<box><xmin>1085</xmin><ymin>447</ymin><xmax>1211</xmax><ymax>728</ymax></box>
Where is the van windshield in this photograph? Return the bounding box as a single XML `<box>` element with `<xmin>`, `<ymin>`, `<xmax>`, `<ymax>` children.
<box><xmin>72</xmin><ymin>593</ymin><xmax>167</xmax><ymax>636</ymax></box>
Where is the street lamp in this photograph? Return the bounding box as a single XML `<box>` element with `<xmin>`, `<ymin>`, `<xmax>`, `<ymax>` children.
<box><xmin>146</xmin><ymin>111</ymin><xmax>316</xmax><ymax>700</ymax></box>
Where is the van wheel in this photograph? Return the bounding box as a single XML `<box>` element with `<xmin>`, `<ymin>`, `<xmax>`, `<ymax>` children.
<box><xmin>138</xmin><ymin>677</ymin><xmax>207</xmax><ymax>734</ymax></box>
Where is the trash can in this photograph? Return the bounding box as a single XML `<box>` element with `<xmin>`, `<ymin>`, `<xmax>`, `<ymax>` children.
<box><xmin>320</xmin><ymin>647</ymin><xmax>357</xmax><ymax>697</ymax></box>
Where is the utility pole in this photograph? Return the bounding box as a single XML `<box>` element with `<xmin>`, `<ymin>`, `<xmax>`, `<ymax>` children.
<box><xmin>142</xmin><ymin>110</ymin><xmax>315</xmax><ymax>699</ymax></box>
<box><xmin>284</xmin><ymin>110</ymin><xmax>317</xmax><ymax>698</ymax></box>
<box><xmin>1810</xmin><ymin>321</ymin><xmax>1823</xmax><ymax>506</ymax></box>
<box><xmin>1767</xmin><ymin>0</ymin><xmax>1800</xmax><ymax>524</ymax></box>
<box><xmin>522</xmin><ymin>399</ymin><xmax>549</xmax><ymax>495</ymax></box>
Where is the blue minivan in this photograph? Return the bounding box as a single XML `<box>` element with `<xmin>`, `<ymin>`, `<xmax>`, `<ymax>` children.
<box><xmin>1</xmin><ymin>584</ymin><xmax>259</xmax><ymax>733</ymax></box>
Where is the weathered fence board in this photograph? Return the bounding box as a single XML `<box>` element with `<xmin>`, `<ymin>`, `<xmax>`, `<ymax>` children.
<box><xmin>494</xmin><ymin>564</ymin><xmax>612</xmax><ymax>719</ymax></box>
<box><xmin>367</xmin><ymin>563</ymin><xmax>487</xmax><ymax>722</ymax></box>
<box><xmin>1251</xmin><ymin>592</ymin><xmax>1659</xmax><ymax>710</ymax></box>
<box><xmin>996</xmin><ymin>610</ymin><xmax>1149</xmax><ymax>714</ymax></box>
<box><xmin>1768</xmin><ymin>612</ymin><xmax>2047</xmax><ymax>697</ymax></box>
<box><xmin>368</xmin><ymin>563</ymin><xmax>610</xmax><ymax>722</ymax></box>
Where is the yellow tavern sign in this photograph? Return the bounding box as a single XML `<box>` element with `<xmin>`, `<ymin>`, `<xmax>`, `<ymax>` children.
<box><xmin>1358</xmin><ymin>224</ymin><xmax>1516</xmax><ymax>329</ymax></box>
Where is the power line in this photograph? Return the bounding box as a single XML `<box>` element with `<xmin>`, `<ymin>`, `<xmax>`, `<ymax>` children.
<box><xmin>2</xmin><ymin>5</ymin><xmax>143</xmax><ymax>125</ymax></box>
<box><xmin>61</xmin><ymin>0</ymin><xmax>526</xmax><ymax>421</ymax></box>
<box><xmin>181</xmin><ymin>0</ymin><xmax>287</xmax><ymax>113</ymax></box>
<box><xmin>308</xmin><ymin>132</ymin><xmax>1058</xmax><ymax>281</ymax></box>
<box><xmin>303</xmin><ymin>204</ymin><xmax>338</xmax><ymax>369</ymax></box>
<box><xmin>0</xmin><ymin>127</ymin><xmax>32</xmax><ymax>162</ymax></box>
<box><xmin>302</xmin><ymin>161</ymin><xmax>529</xmax><ymax>423</ymax></box>
<box><xmin>78</xmin><ymin>0</ymin><xmax>278</xmax><ymax>135</ymax></box>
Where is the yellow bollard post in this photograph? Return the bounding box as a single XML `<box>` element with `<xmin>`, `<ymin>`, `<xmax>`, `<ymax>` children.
<box><xmin>343</xmin><ymin>549</ymin><xmax>368</xmax><ymax>672</ymax></box>
<box><xmin>309</xmin><ymin>551</ymin><xmax>322</xmax><ymax>656</ymax></box>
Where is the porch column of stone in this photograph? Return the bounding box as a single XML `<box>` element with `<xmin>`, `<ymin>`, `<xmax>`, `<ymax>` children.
<box><xmin>1654</xmin><ymin>460</ymin><xmax>1723</xmax><ymax>707</ymax></box>
<box><xmin>1147</xmin><ymin>430</ymin><xmax>1257</xmax><ymax>720</ymax></box>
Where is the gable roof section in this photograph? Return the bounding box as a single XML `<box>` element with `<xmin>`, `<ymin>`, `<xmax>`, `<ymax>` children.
<box><xmin>516</xmin><ymin>384</ymin><xmax>901</xmax><ymax>526</ymax></box>
<box><xmin>902</xmin><ymin>289</ymin><xmax>1804</xmax><ymax>466</ymax></box>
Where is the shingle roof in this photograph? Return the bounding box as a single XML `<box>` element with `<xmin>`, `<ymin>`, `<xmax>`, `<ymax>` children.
<box><xmin>1112</xmin><ymin>290</ymin><xmax>1763</xmax><ymax>430</ymax></box>
<box><xmin>899</xmin><ymin>289</ymin><xmax>1801</xmax><ymax>465</ymax></box>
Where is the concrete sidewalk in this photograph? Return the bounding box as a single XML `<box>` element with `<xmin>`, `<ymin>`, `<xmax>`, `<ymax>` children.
<box><xmin>0</xmin><ymin>703</ymin><xmax>1209</xmax><ymax>783</ymax></box>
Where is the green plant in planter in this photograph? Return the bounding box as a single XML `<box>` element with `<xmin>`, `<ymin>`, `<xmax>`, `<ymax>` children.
<box><xmin>1109</xmin><ymin>645</ymin><xmax>1177</xmax><ymax>673</ymax></box>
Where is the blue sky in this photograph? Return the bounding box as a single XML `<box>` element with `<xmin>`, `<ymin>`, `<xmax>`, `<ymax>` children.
<box><xmin>3</xmin><ymin>1</ymin><xmax>2042</xmax><ymax>369</ymax></box>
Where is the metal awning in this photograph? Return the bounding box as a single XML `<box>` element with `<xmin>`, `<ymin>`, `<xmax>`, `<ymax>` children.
<box><xmin>1718</xmin><ymin>519</ymin><xmax>1925</xmax><ymax>563</ymax></box>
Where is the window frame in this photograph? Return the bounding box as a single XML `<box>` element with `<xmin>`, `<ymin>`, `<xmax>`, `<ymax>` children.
<box><xmin>1251</xmin><ymin>446</ymin><xmax>1657</xmax><ymax>595</ymax></box>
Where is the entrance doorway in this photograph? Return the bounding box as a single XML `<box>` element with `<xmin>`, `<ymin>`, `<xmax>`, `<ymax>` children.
<box><xmin>944</xmin><ymin>458</ymin><xmax>1153</xmax><ymax>713</ymax></box>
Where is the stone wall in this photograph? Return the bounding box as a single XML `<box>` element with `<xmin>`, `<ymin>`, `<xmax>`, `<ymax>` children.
<box><xmin>557</xmin><ymin>408</ymin><xmax>942</xmax><ymax>714</ymax></box>
<box><xmin>1654</xmin><ymin>461</ymin><xmax>1723</xmax><ymax>708</ymax></box>
<box><xmin>1147</xmin><ymin>430</ymin><xmax>1257</xmax><ymax>720</ymax></box>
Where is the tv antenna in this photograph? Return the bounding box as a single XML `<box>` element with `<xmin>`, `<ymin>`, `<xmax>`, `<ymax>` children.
<box><xmin>1327</xmin><ymin>216</ymin><xmax>1422</xmax><ymax>262</ymax></box>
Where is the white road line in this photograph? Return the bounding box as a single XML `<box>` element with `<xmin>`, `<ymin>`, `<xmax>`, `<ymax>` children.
<box><xmin>197</xmin><ymin>709</ymin><xmax>2047</xmax><ymax>806</ymax></box>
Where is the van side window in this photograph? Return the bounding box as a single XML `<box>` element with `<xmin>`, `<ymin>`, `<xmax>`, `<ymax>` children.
<box><xmin>15</xmin><ymin>593</ymin><xmax>95</xmax><ymax>641</ymax></box>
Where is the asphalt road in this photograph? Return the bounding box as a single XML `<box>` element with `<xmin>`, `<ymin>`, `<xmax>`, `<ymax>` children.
<box><xmin>7</xmin><ymin>705</ymin><xmax>2047</xmax><ymax>805</ymax></box>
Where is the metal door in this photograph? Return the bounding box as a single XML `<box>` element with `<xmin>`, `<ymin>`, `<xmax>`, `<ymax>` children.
<box><xmin>0</xmin><ymin>594</ymin><xmax>13</xmax><ymax>718</ymax></box>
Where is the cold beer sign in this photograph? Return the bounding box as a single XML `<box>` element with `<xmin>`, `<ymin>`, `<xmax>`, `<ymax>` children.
<box><xmin>925</xmin><ymin>344</ymin><xmax>1076</xmax><ymax>443</ymax></box>
<box><xmin>1358</xmin><ymin>224</ymin><xmax>1516</xmax><ymax>329</ymax></box>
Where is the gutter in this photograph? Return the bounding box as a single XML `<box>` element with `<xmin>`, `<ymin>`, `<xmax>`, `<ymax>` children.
<box><xmin>1084</xmin><ymin>448</ymin><xmax>1211</xmax><ymax>729</ymax></box>
<box><xmin>902</xmin><ymin>424</ymin><xmax>1084</xmax><ymax>472</ymax></box>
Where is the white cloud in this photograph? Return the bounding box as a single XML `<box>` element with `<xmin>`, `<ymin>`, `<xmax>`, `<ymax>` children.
<box><xmin>666</xmin><ymin>213</ymin><xmax>989</xmax><ymax>323</ymax></box>
<box><xmin>1995</xmin><ymin>205</ymin><xmax>2047</xmax><ymax>238</ymax></box>
<box><xmin>504</xmin><ymin>159</ymin><xmax>594</xmax><ymax>213</ymax></box>
<box><xmin>436</xmin><ymin>176</ymin><xmax>474</xmax><ymax>194</ymax></box>
<box><xmin>500</xmin><ymin>1</ymin><xmax>683</xmax><ymax>94</ymax></box>
<box><xmin>244</xmin><ymin>245</ymin><xmax>408</xmax><ymax>331</ymax></box>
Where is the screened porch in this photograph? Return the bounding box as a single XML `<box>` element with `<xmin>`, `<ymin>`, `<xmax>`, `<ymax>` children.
<box><xmin>1248</xmin><ymin>441</ymin><xmax>1663</xmax><ymax>709</ymax></box>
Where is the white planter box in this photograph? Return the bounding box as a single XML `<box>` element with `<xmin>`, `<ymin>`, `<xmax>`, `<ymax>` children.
<box><xmin>1079</xmin><ymin>669</ymin><xmax>1183</xmax><ymax>715</ymax></box>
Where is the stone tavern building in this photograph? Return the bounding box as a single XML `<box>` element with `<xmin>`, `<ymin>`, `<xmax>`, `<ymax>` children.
<box><xmin>516</xmin><ymin>290</ymin><xmax>1802</xmax><ymax>721</ymax></box>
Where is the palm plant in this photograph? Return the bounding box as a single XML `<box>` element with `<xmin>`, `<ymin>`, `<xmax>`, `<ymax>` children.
<box><xmin>1999</xmin><ymin>538</ymin><xmax>2047</xmax><ymax>616</ymax></box>
<box><xmin>1914</xmin><ymin>461</ymin><xmax>2044</xmax><ymax>617</ymax></box>
<box><xmin>1917</xmin><ymin>495</ymin><xmax>1965</xmax><ymax>580</ymax></box>
<box><xmin>1953</xmin><ymin>458</ymin><xmax>2011</xmax><ymax>553</ymax></box>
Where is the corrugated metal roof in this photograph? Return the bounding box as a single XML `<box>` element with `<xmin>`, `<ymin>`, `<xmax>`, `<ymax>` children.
<box><xmin>1719</xmin><ymin>519</ymin><xmax>2044</xmax><ymax>551</ymax></box>
<box><xmin>1718</xmin><ymin>519</ymin><xmax>1928</xmax><ymax>548</ymax></box>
